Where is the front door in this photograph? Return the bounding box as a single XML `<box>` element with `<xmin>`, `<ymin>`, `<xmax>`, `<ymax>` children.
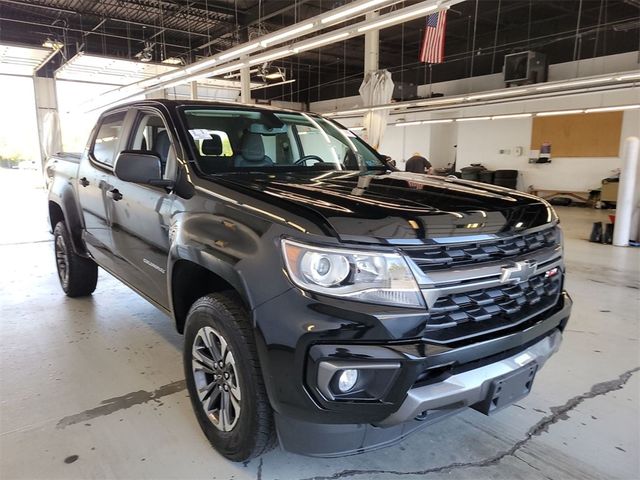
<box><xmin>104</xmin><ymin>110</ymin><xmax>175</xmax><ymax>308</ymax></box>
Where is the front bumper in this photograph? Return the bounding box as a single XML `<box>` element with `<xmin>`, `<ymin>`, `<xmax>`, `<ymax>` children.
<box><xmin>376</xmin><ymin>328</ymin><xmax>561</xmax><ymax>427</ymax></box>
<box><xmin>272</xmin><ymin>294</ymin><xmax>571</xmax><ymax>457</ymax></box>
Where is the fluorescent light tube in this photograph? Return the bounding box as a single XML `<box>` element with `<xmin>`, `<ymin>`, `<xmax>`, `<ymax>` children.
<box><xmin>535</xmin><ymin>77</ymin><xmax>613</xmax><ymax>90</ymax></box>
<box><xmin>466</xmin><ymin>88</ymin><xmax>528</xmax><ymax>100</ymax></box>
<box><xmin>218</xmin><ymin>43</ymin><xmax>260</xmax><ymax>60</ymax></box>
<box><xmin>249</xmin><ymin>50</ymin><xmax>291</xmax><ymax>65</ymax></box>
<box><xmin>357</xmin><ymin>4</ymin><xmax>438</xmax><ymax>32</ymax></box>
<box><xmin>293</xmin><ymin>32</ymin><xmax>350</xmax><ymax>53</ymax></box>
<box><xmin>159</xmin><ymin>71</ymin><xmax>184</xmax><ymax>82</ymax></box>
<box><xmin>321</xmin><ymin>0</ymin><xmax>389</xmax><ymax>24</ymax></box>
<box><xmin>260</xmin><ymin>23</ymin><xmax>314</xmax><ymax>47</ymax></box>
<box><xmin>536</xmin><ymin>110</ymin><xmax>584</xmax><ymax>116</ymax></box>
<box><xmin>209</xmin><ymin>63</ymin><xmax>246</xmax><ymax>76</ymax></box>
<box><xmin>415</xmin><ymin>97</ymin><xmax>462</xmax><ymax>106</ymax></box>
<box><xmin>139</xmin><ymin>77</ymin><xmax>161</xmax><ymax>88</ymax></box>
<box><xmin>186</xmin><ymin>58</ymin><xmax>217</xmax><ymax>73</ymax></box>
<box><xmin>456</xmin><ymin>117</ymin><xmax>491</xmax><ymax>122</ymax></box>
<box><xmin>349</xmin><ymin>126</ymin><xmax>365</xmax><ymax>131</ymax></box>
<box><xmin>491</xmin><ymin>113</ymin><xmax>532</xmax><ymax>120</ymax></box>
<box><xmin>251</xmin><ymin>79</ymin><xmax>296</xmax><ymax>91</ymax></box>
<box><xmin>395</xmin><ymin>121</ymin><xmax>422</xmax><ymax>127</ymax></box>
<box><xmin>336</xmin><ymin>108</ymin><xmax>371</xmax><ymax>114</ymax></box>
<box><xmin>614</xmin><ymin>72</ymin><xmax>640</xmax><ymax>81</ymax></box>
<box><xmin>422</xmin><ymin>119</ymin><xmax>454</xmax><ymax>124</ymax></box>
<box><xmin>584</xmin><ymin>105</ymin><xmax>640</xmax><ymax>113</ymax></box>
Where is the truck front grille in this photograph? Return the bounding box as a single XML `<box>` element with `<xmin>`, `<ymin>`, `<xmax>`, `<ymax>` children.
<box><xmin>403</xmin><ymin>225</ymin><xmax>564</xmax><ymax>343</ymax></box>
<box><xmin>405</xmin><ymin>226</ymin><xmax>560</xmax><ymax>271</ymax></box>
<box><xmin>428</xmin><ymin>272</ymin><xmax>561</xmax><ymax>328</ymax></box>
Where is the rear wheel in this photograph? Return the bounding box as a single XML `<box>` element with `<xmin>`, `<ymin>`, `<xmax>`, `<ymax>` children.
<box><xmin>183</xmin><ymin>292</ymin><xmax>276</xmax><ymax>461</ymax></box>
<box><xmin>53</xmin><ymin>221</ymin><xmax>98</xmax><ymax>297</ymax></box>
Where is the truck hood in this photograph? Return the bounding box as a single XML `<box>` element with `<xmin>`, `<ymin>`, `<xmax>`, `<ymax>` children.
<box><xmin>207</xmin><ymin>171</ymin><xmax>555</xmax><ymax>242</ymax></box>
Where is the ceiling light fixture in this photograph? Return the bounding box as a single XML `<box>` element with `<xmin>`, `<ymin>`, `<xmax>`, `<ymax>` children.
<box><xmin>584</xmin><ymin>104</ymin><xmax>640</xmax><ymax>113</ymax></box>
<box><xmin>293</xmin><ymin>32</ymin><xmax>350</xmax><ymax>53</ymax></box>
<box><xmin>42</xmin><ymin>39</ymin><xmax>64</xmax><ymax>49</ymax></box>
<box><xmin>251</xmin><ymin>79</ymin><xmax>296</xmax><ymax>91</ymax></box>
<box><xmin>249</xmin><ymin>50</ymin><xmax>292</xmax><ymax>66</ymax></box>
<box><xmin>422</xmin><ymin>119</ymin><xmax>454</xmax><ymax>124</ymax></box>
<box><xmin>535</xmin><ymin>77</ymin><xmax>614</xmax><ymax>90</ymax></box>
<box><xmin>158</xmin><ymin>71</ymin><xmax>184</xmax><ymax>82</ymax></box>
<box><xmin>321</xmin><ymin>0</ymin><xmax>390</xmax><ymax>24</ymax></box>
<box><xmin>466</xmin><ymin>88</ymin><xmax>528</xmax><ymax>100</ymax></box>
<box><xmin>614</xmin><ymin>72</ymin><xmax>640</xmax><ymax>81</ymax></box>
<box><xmin>491</xmin><ymin>113</ymin><xmax>532</xmax><ymax>120</ymax></box>
<box><xmin>218</xmin><ymin>43</ymin><xmax>260</xmax><ymax>60</ymax></box>
<box><xmin>536</xmin><ymin>109</ymin><xmax>584</xmax><ymax>116</ymax></box>
<box><xmin>456</xmin><ymin>116</ymin><xmax>491</xmax><ymax>122</ymax></box>
<box><xmin>395</xmin><ymin>121</ymin><xmax>422</xmax><ymax>127</ymax></box>
<box><xmin>186</xmin><ymin>58</ymin><xmax>217</xmax><ymax>73</ymax></box>
<box><xmin>357</xmin><ymin>4</ymin><xmax>439</xmax><ymax>32</ymax></box>
<box><xmin>162</xmin><ymin>57</ymin><xmax>183</xmax><ymax>65</ymax></box>
<box><xmin>260</xmin><ymin>23</ymin><xmax>314</xmax><ymax>47</ymax></box>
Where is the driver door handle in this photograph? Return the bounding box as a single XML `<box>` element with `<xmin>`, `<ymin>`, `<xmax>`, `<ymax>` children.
<box><xmin>107</xmin><ymin>188</ymin><xmax>123</xmax><ymax>201</ymax></box>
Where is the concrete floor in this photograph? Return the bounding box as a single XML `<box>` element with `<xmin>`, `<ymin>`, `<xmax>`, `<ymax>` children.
<box><xmin>1</xmin><ymin>168</ymin><xmax>638</xmax><ymax>480</ymax></box>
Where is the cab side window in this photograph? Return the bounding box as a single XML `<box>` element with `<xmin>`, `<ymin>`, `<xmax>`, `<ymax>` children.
<box><xmin>129</xmin><ymin>113</ymin><xmax>172</xmax><ymax>176</ymax></box>
<box><xmin>92</xmin><ymin>111</ymin><xmax>126</xmax><ymax>167</ymax></box>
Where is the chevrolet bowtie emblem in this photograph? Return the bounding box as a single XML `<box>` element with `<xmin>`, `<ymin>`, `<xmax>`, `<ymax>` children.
<box><xmin>500</xmin><ymin>260</ymin><xmax>537</xmax><ymax>284</ymax></box>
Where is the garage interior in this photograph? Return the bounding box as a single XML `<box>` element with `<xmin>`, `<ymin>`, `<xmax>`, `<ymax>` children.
<box><xmin>0</xmin><ymin>0</ymin><xmax>639</xmax><ymax>479</ymax></box>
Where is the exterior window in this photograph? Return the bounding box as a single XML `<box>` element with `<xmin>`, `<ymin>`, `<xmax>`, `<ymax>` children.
<box><xmin>92</xmin><ymin>111</ymin><xmax>126</xmax><ymax>167</ymax></box>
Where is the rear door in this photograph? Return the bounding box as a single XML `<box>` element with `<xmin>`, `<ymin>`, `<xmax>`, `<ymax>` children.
<box><xmin>103</xmin><ymin>108</ymin><xmax>175</xmax><ymax>307</ymax></box>
<box><xmin>77</xmin><ymin>110</ymin><xmax>128</xmax><ymax>270</ymax></box>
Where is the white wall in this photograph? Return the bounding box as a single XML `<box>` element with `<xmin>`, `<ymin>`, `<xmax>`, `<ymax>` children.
<box><xmin>456</xmin><ymin>109</ymin><xmax>640</xmax><ymax>192</ymax></box>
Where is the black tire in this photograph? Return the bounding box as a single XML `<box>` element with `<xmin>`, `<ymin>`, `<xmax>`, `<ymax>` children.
<box><xmin>53</xmin><ymin>221</ymin><xmax>98</xmax><ymax>297</ymax></box>
<box><xmin>479</xmin><ymin>170</ymin><xmax>495</xmax><ymax>184</ymax></box>
<box><xmin>183</xmin><ymin>292</ymin><xmax>276</xmax><ymax>461</ymax></box>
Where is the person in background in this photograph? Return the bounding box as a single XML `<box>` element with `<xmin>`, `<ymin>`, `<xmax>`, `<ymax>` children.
<box><xmin>405</xmin><ymin>153</ymin><xmax>433</xmax><ymax>174</ymax></box>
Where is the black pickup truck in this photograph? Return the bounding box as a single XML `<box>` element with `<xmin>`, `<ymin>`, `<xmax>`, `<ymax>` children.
<box><xmin>47</xmin><ymin>100</ymin><xmax>571</xmax><ymax>461</ymax></box>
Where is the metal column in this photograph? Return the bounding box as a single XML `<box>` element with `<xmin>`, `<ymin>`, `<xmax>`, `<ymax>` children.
<box><xmin>32</xmin><ymin>76</ymin><xmax>62</xmax><ymax>172</ymax></box>
<box><xmin>363</xmin><ymin>11</ymin><xmax>380</xmax><ymax>74</ymax></box>
<box><xmin>240</xmin><ymin>57</ymin><xmax>251</xmax><ymax>104</ymax></box>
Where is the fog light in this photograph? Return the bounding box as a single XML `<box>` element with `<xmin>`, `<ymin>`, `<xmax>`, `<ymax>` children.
<box><xmin>337</xmin><ymin>369</ymin><xmax>359</xmax><ymax>393</ymax></box>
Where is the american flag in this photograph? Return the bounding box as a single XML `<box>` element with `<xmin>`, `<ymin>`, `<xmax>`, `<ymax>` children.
<box><xmin>419</xmin><ymin>11</ymin><xmax>447</xmax><ymax>64</ymax></box>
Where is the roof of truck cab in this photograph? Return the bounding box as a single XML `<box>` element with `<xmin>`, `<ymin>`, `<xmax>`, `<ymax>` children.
<box><xmin>102</xmin><ymin>99</ymin><xmax>309</xmax><ymax>116</ymax></box>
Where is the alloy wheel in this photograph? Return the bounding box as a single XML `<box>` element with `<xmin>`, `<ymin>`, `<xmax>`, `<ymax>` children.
<box><xmin>55</xmin><ymin>234</ymin><xmax>69</xmax><ymax>287</ymax></box>
<box><xmin>191</xmin><ymin>326</ymin><xmax>242</xmax><ymax>432</ymax></box>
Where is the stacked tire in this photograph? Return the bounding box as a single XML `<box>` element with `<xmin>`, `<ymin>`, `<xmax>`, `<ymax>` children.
<box><xmin>460</xmin><ymin>166</ymin><xmax>485</xmax><ymax>181</ymax></box>
<box><xmin>493</xmin><ymin>169</ymin><xmax>518</xmax><ymax>189</ymax></box>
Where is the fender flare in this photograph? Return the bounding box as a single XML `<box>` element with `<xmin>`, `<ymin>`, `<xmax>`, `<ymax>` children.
<box><xmin>167</xmin><ymin>243</ymin><xmax>255</xmax><ymax>328</ymax></box>
<box><xmin>48</xmin><ymin>178</ymin><xmax>87</xmax><ymax>256</ymax></box>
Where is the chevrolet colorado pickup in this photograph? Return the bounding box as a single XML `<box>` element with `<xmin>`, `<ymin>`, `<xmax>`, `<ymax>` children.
<box><xmin>47</xmin><ymin>100</ymin><xmax>571</xmax><ymax>461</ymax></box>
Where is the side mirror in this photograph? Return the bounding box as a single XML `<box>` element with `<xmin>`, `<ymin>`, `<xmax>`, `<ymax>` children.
<box><xmin>114</xmin><ymin>150</ymin><xmax>163</xmax><ymax>184</ymax></box>
<box><xmin>382</xmin><ymin>155</ymin><xmax>397</xmax><ymax>168</ymax></box>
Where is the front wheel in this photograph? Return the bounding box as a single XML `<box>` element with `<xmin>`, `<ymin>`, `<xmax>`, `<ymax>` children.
<box><xmin>53</xmin><ymin>221</ymin><xmax>98</xmax><ymax>297</ymax></box>
<box><xmin>183</xmin><ymin>292</ymin><xmax>276</xmax><ymax>461</ymax></box>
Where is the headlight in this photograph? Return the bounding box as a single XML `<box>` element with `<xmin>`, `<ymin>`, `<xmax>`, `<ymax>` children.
<box><xmin>281</xmin><ymin>239</ymin><xmax>424</xmax><ymax>307</ymax></box>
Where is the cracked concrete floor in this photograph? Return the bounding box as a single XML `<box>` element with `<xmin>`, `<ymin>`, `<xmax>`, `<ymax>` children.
<box><xmin>1</xmin><ymin>169</ymin><xmax>639</xmax><ymax>480</ymax></box>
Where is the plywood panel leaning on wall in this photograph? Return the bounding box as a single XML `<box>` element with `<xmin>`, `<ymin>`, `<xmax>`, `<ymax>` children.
<box><xmin>531</xmin><ymin>111</ymin><xmax>623</xmax><ymax>157</ymax></box>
